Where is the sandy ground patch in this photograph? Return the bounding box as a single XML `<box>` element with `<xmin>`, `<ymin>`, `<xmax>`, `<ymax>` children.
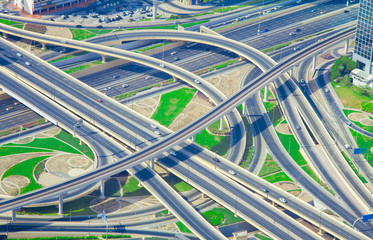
<box><xmin>90</xmin><ymin>198</ymin><xmax>121</xmax><ymax>214</ymax></box>
<box><xmin>298</xmin><ymin>191</ymin><xmax>313</xmax><ymax>203</ymax></box>
<box><xmin>38</xmin><ymin>172</ymin><xmax>66</xmax><ymax>187</ymax></box>
<box><xmin>348</xmin><ymin>112</ymin><xmax>368</xmax><ymax>122</ymax></box>
<box><xmin>154</xmin><ymin>223</ymin><xmax>180</xmax><ymax>232</ymax></box>
<box><xmin>274</xmin><ymin>182</ymin><xmax>299</xmax><ymax>191</ymax></box>
<box><xmin>207</xmin><ymin>64</ymin><xmax>253</xmax><ymax>98</ymax></box>
<box><xmin>128</xmin><ymin>96</ymin><xmax>160</xmax><ymax>119</ymax></box>
<box><xmin>3</xmin><ymin>175</ymin><xmax>29</xmax><ymax>188</ymax></box>
<box><xmin>13</xmin><ymin>136</ymin><xmax>34</xmax><ymax>144</ymax></box>
<box><xmin>116</xmin><ymin>195</ymin><xmax>160</xmax><ymax>212</ymax></box>
<box><xmin>45</xmin><ymin>26</ymin><xmax>72</xmax><ymax>39</ymax></box>
<box><xmin>360</xmin><ymin>118</ymin><xmax>373</xmax><ymax>126</ymax></box>
<box><xmin>276</xmin><ymin>123</ymin><xmax>292</xmax><ymax>135</ymax></box>
<box><xmin>0</xmin><ymin>181</ymin><xmax>20</xmax><ymax>196</ymax></box>
<box><xmin>34</xmin><ymin>127</ymin><xmax>61</xmax><ymax>138</ymax></box>
<box><xmin>169</xmin><ymin>91</ymin><xmax>214</xmax><ymax>131</ymax></box>
<box><xmin>45</xmin><ymin>153</ymin><xmax>94</xmax><ymax>178</ymax></box>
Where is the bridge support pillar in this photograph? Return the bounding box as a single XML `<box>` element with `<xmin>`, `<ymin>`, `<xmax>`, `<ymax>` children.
<box><xmin>41</xmin><ymin>42</ymin><xmax>46</xmax><ymax>50</ymax></box>
<box><xmin>11</xmin><ymin>210</ymin><xmax>16</xmax><ymax>221</ymax></box>
<box><xmin>312</xmin><ymin>55</ymin><xmax>317</xmax><ymax>71</ymax></box>
<box><xmin>191</xmin><ymin>135</ymin><xmax>195</xmax><ymax>142</ymax></box>
<box><xmin>344</xmin><ymin>39</ymin><xmax>349</xmax><ymax>54</ymax></box>
<box><xmin>100</xmin><ymin>179</ymin><xmax>105</xmax><ymax>199</ymax></box>
<box><xmin>152</xmin><ymin>2</ymin><xmax>158</xmax><ymax>20</ymax></box>
<box><xmin>79</xmin><ymin>139</ymin><xmax>83</xmax><ymax>145</ymax></box>
<box><xmin>150</xmin><ymin>158</ymin><xmax>155</xmax><ymax>169</ymax></box>
<box><xmin>238</xmin><ymin>55</ymin><xmax>244</xmax><ymax>61</ymax></box>
<box><xmin>3</xmin><ymin>33</ymin><xmax>7</xmax><ymax>38</ymax></box>
<box><xmin>201</xmin><ymin>192</ymin><xmax>207</xmax><ymax>198</ymax></box>
<box><xmin>263</xmin><ymin>85</ymin><xmax>269</xmax><ymax>102</ymax></box>
<box><xmin>101</xmin><ymin>55</ymin><xmax>106</xmax><ymax>63</ymax></box>
<box><xmin>219</xmin><ymin>117</ymin><xmax>224</xmax><ymax>131</ymax></box>
<box><xmin>233</xmin><ymin>233</ymin><xmax>238</xmax><ymax>240</ymax></box>
<box><xmin>58</xmin><ymin>194</ymin><xmax>64</xmax><ymax>215</ymax></box>
<box><xmin>289</xmin><ymin>68</ymin><xmax>293</xmax><ymax>78</ymax></box>
<box><xmin>242</xmin><ymin>101</ymin><xmax>246</xmax><ymax>115</ymax></box>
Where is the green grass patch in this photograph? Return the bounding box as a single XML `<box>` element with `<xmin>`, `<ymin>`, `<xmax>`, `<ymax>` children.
<box><xmin>101</xmin><ymin>235</ymin><xmax>131</xmax><ymax>239</ymax></box>
<box><xmin>63</xmin><ymin>196</ymin><xmax>97</xmax><ymax>216</ymax></box>
<box><xmin>0</xmin><ymin>146</ymin><xmax>52</xmax><ymax>157</ymax></box>
<box><xmin>262</xmin><ymin>42</ymin><xmax>292</xmax><ymax>54</ymax></box>
<box><xmin>175</xmin><ymin>221</ymin><xmax>193</xmax><ymax>233</ymax></box>
<box><xmin>343</xmin><ymin>109</ymin><xmax>373</xmax><ymax>133</ymax></box>
<box><xmin>163</xmin><ymin>173</ymin><xmax>194</xmax><ymax>192</ymax></box>
<box><xmin>104</xmin><ymin>178</ymin><xmax>121</xmax><ymax>197</ymax></box>
<box><xmin>0</xmin><ymin>19</ymin><xmax>22</xmax><ymax>25</ymax></box>
<box><xmin>208</xmin><ymin>59</ymin><xmax>238</xmax><ymax>71</ymax></box>
<box><xmin>301</xmin><ymin>165</ymin><xmax>324</xmax><ymax>184</ymax></box>
<box><xmin>240</xmin><ymin>115</ymin><xmax>254</xmax><ymax>168</ymax></box>
<box><xmin>49</xmin><ymin>55</ymin><xmax>75</xmax><ymax>63</ymax></box>
<box><xmin>2</xmin><ymin>156</ymin><xmax>50</xmax><ymax>194</ymax></box>
<box><xmin>8</xmin><ymin>237</ymin><xmax>98</xmax><ymax>240</ymax></box>
<box><xmin>341</xmin><ymin>150</ymin><xmax>368</xmax><ymax>183</ymax></box>
<box><xmin>55</xmin><ymin>129</ymin><xmax>94</xmax><ymax>159</ymax></box>
<box><xmin>330</xmin><ymin>80</ymin><xmax>372</xmax><ymax>109</ymax></box>
<box><xmin>276</xmin><ymin>132</ymin><xmax>307</xmax><ymax>166</ymax></box>
<box><xmin>258</xmin><ymin>154</ymin><xmax>281</xmax><ymax>177</ymax></box>
<box><xmin>263</xmin><ymin>171</ymin><xmax>293</xmax><ymax>183</ymax></box>
<box><xmin>122</xmin><ymin>176</ymin><xmax>150</xmax><ymax>197</ymax></box>
<box><xmin>362</xmin><ymin>102</ymin><xmax>373</xmax><ymax>114</ymax></box>
<box><xmin>127</xmin><ymin>20</ymin><xmax>209</xmax><ymax>31</ymax></box>
<box><xmin>254</xmin><ymin>233</ymin><xmax>273</xmax><ymax>240</ymax></box>
<box><xmin>349</xmin><ymin>128</ymin><xmax>373</xmax><ymax>168</ymax></box>
<box><xmin>87</xmin><ymin>29</ymin><xmax>112</xmax><ymax>35</ymax></box>
<box><xmin>195</xmin><ymin>129</ymin><xmax>230</xmax><ymax>156</ymax></box>
<box><xmin>115</xmin><ymin>83</ymin><xmax>162</xmax><ymax>101</ymax></box>
<box><xmin>207</xmin><ymin>119</ymin><xmax>229</xmax><ymax>134</ymax></box>
<box><xmin>12</xmin><ymin>24</ymin><xmax>24</xmax><ymax>29</ymax></box>
<box><xmin>151</xmin><ymin>88</ymin><xmax>196</xmax><ymax>127</ymax></box>
<box><xmin>64</xmin><ymin>61</ymin><xmax>102</xmax><ymax>74</ymax></box>
<box><xmin>209</xmin><ymin>208</ymin><xmax>243</xmax><ymax>226</ymax></box>
<box><xmin>70</xmin><ymin>29</ymin><xmax>97</xmax><ymax>40</ymax></box>
<box><xmin>202</xmin><ymin>209</ymin><xmax>224</xmax><ymax>225</ymax></box>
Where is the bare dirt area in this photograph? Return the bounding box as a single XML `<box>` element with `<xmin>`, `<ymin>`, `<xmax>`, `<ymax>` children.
<box><xmin>274</xmin><ymin>182</ymin><xmax>299</xmax><ymax>191</ymax></box>
<box><xmin>3</xmin><ymin>175</ymin><xmax>29</xmax><ymax>188</ymax></box>
<box><xmin>38</xmin><ymin>172</ymin><xmax>65</xmax><ymax>187</ymax></box>
<box><xmin>154</xmin><ymin>223</ymin><xmax>180</xmax><ymax>233</ymax></box>
<box><xmin>360</xmin><ymin>118</ymin><xmax>373</xmax><ymax>126</ymax></box>
<box><xmin>13</xmin><ymin>136</ymin><xmax>34</xmax><ymax>144</ymax></box>
<box><xmin>34</xmin><ymin>127</ymin><xmax>61</xmax><ymax>138</ymax></box>
<box><xmin>348</xmin><ymin>112</ymin><xmax>368</xmax><ymax>122</ymax></box>
<box><xmin>116</xmin><ymin>196</ymin><xmax>160</xmax><ymax>212</ymax></box>
<box><xmin>206</xmin><ymin>64</ymin><xmax>254</xmax><ymax>97</ymax></box>
<box><xmin>169</xmin><ymin>91</ymin><xmax>214</xmax><ymax>131</ymax></box>
<box><xmin>45</xmin><ymin>26</ymin><xmax>72</xmax><ymax>39</ymax></box>
<box><xmin>128</xmin><ymin>95</ymin><xmax>160</xmax><ymax>119</ymax></box>
<box><xmin>276</xmin><ymin>123</ymin><xmax>292</xmax><ymax>135</ymax></box>
<box><xmin>44</xmin><ymin>153</ymin><xmax>93</xmax><ymax>179</ymax></box>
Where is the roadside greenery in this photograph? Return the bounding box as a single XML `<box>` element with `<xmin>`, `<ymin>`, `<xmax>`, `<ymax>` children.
<box><xmin>151</xmin><ymin>88</ymin><xmax>196</xmax><ymax>127</ymax></box>
<box><xmin>195</xmin><ymin>129</ymin><xmax>230</xmax><ymax>156</ymax></box>
<box><xmin>263</xmin><ymin>171</ymin><xmax>293</xmax><ymax>183</ymax></box>
<box><xmin>330</xmin><ymin>80</ymin><xmax>372</xmax><ymax>109</ymax></box>
<box><xmin>101</xmin><ymin>235</ymin><xmax>131</xmax><ymax>239</ymax></box>
<box><xmin>55</xmin><ymin>129</ymin><xmax>94</xmax><ymax>159</ymax></box>
<box><xmin>208</xmin><ymin>59</ymin><xmax>238</xmax><ymax>71</ymax></box>
<box><xmin>135</xmin><ymin>42</ymin><xmax>171</xmax><ymax>53</ymax></box>
<box><xmin>343</xmin><ymin>109</ymin><xmax>373</xmax><ymax>133</ymax></box>
<box><xmin>175</xmin><ymin>221</ymin><xmax>193</xmax><ymax>233</ymax></box>
<box><xmin>329</xmin><ymin>56</ymin><xmax>359</xmax><ymax>81</ymax></box>
<box><xmin>8</xmin><ymin>237</ymin><xmax>98</xmax><ymax>240</ymax></box>
<box><xmin>115</xmin><ymin>83</ymin><xmax>162</xmax><ymax>101</ymax></box>
<box><xmin>254</xmin><ymin>234</ymin><xmax>273</xmax><ymax>240</ymax></box>
<box><xmin>258</xmin><ymin>154</ymin><xmax>281</xmax><ymax>177</ymax></box>
<box><xmin>349</xmin><ymin>128</ymin><xmax>373</xmax><ymax>168</ymax></box>
<box><xmin>64</xmin><ymin>60</ymin><xmax>102</xmax><ymax>74</ymax></box>
<box><xmin>341</xmin><ymin>151</ymin><xmax>367</xmax><ymax>183</ymax></box>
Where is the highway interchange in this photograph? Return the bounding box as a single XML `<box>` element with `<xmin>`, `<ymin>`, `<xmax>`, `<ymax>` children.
<box><xmin>0</xmin><ymin>0</ymin><xmax>373</xmax><ymax>239</ymax></box>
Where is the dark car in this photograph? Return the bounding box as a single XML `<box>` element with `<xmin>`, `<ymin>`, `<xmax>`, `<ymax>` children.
<box><xmin>213</xmin><ymin>158</ymin><xmax>219</xmax><ymax>162</ymax></box>
<box><xmin>295</xmin><ymin>28</ymin><xmax>301</xmax><ymax>32</ymax></box>
<box><xmin>76</xmin><ymin>25</ymin><xmax>82</xmax><ymax>28</ymax></box>
<box><xmin>97</xmin><ymin>25</ymin><xmax>103</xmax><ymax>28</ymax></box>
<box><xmin>263</xmin><ymin>29</ymin><xmax>269</xmax><ymax>32</ymax></box>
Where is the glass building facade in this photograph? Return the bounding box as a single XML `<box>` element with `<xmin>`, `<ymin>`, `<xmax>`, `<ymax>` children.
<box><xmin>353</xmin><ymin>0</ymin><xmax>373</xmax><ymax>74</ymax></box>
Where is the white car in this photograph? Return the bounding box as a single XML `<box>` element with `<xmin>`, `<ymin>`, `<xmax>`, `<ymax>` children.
<box><xmin>325</xmin><ymin>88</ymin><xmax>330</xmax><ymax>93</ymax></box>
<box><xmin>169</xmin><ymin>151</ymin><xmax>176</xmax><ymax>156</ymax></box>
<box><xmin>122</xmin><ymin>83</ymin><xmax>129</xmax><ymax>88</ymax></box>
<box><xmin>228</xmin><ymin>170</ymin><xmax>236</xmax><ymax>175</ymax></box>
<box><xmin>145</xmin><ymin>75</ymin><xmax>152</xmax><ymax>80</ymax></box>
<box><xmin>295</xmin><ymin>124</ymin><xmax>301</xmax><ymax>130</ymax></box>
<box><xmin>289</xmin><ymin>32</ymin><xmax>295</xmax><ymax>36</ymax></box>
<box><xmin>279</xmin><ymin>198</ymin><xmax>287</xmax><ymax>203</ymax></box>
<box><xmin>25</xmin><ymin>61</ymin><xmax>31</xmax><ymax>66</ymax></box>
<box><xmin>151</xmin><ymin>124</ymin><xmax>157</xmax><ymax>129</ymax></box>
<box><xmin>194</xmin><ymin>79</ymin><xmax>201</xmax><ymax>84</ymax></box>
<box><xmin>159</xmin><ymin>64</ymin><xmax>165</xmax><ymax>68</ymax></box>
<box><xmin>60</xmin><ymin>40</ymin><xmax>68</xmax><ymax>44</ymax></box>
<box><xmin>154</xmin><ymin>130</ymin><xmax>161</xmax><ymax>135</ymax></box>
<box><xmin>171</xmin><ymin>51</ymin><xmax>177</xmax><ymax>55</ymax></box>
<box><xmin>16</xmin><ymin>52</ymin><xmax>22</xmax><ymax>57</ymax></box>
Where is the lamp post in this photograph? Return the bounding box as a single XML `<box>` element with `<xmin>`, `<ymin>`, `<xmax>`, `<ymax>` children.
<box><xmin>73</xmin><ymin>119</ymin><xmax>83</xmax><ymax>137</ymax></box>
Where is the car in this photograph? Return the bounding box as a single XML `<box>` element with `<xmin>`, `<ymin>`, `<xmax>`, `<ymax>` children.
<box><xmin>228</xmin><ymin>170</ymin><xmax>236</xmax><ymax>175</ymax></box>
<box><xmin>159</xmin><ymin>64</ymin><xmax>165</xmax><ymax>68</ymax></box>
<box><xmin>145</xmin><ymin>75</ymin><xmax>152</xmax><ymax>79</ymax></box>
<box><xmin>122</xmin><ymin>83</ymin><xmax>129</xmax><ymax>88</ymax></box>
<box><xmin>154</xmin><ymin>130</ymin><xmax>161</xmax><ymax>135</ymax></box>
<box><xmin>295</xmin><ymin>124</ymin><xmax>301</xmax><ymax>130</ymax></box>
<box><xmin>346</xmin><ymin>121</ymin><xmax>352</xmax><ymax>126</ymax></box>
<box><xmin>97</xmin><ymin>25</ymin><xmax>103</xmax><ymax>28</ymax></box>
<box><xmin>171</xmin><ymin>51</ymin><xmax>177</xmax><ymax>55</ymax></box>
<box><xmin>194</xmin><ymin>79</ymin><xmax>201</xmax><ymax>84</ymax></box>
<box><xmin>59</xmin><ymin>48</ymin><xmax>66</xmax><ymax>53</ymax></box>
<box><xmin>96</xmin><ymin>99</ymin><xmax>103</xmax><ymax>103</ymax></box>
<box><xmin>263</xmin><ymin>29</ymin><xmax>269</xmax><ymax>32</ymax></box>
<box><xmin>293</xmin><ymin>46</ymin><xmax>300</xmax><ymax>51</ymax></box>
<box><xmin>301</xmin><ymin>79</ymin><xmax>305</xmax><ymax>83</ymax></box>
<box><xmin>261</xmin><ymin>187</ymin><xmax>268</xmax><ymax>192</ymax></box>
<box><xmin>174</xmin><ymin>57</ymin><xmax>179</xmax><ymax>61</ymax></box>
<box><xmin>6</xmin><ymin>107</ymin><xmax>13</xmax><ymax>111</ymax></box>
<box><xmin>296</xmin><ymin>0</ymin><xmax>301</xmax><ymax>3</ymax></box>
<box><xmin>289</xmin><ymin>32</ymin><xmax>295</xmax><ymax>36</ymax></box>
<box><xmin>320</xmin><ymin>10</ymin><xmax>326</xmax><ymax>14</ymax></box>
<box><xmin>113</xmin><ymin>74</ymin><xmax>120</xmax><ymax>78</ymax></box>
<box><xmin>311</xmin><ymin>9</ymin><xmax>316</xmax><ymax>12</ymax></box>
<box><xmin>151</xmin><ymin>124</ymin><xmax>157</xmax><ymax>129</ymax></box>
<box><xmin>325</xmin><ymin>88</ymin><xmax>330</xmax><ymax>93</ymax></box>
<box><xmin>213</xmin><ymin>158</ymin><xmax>219</xmax><ymax>162</ymax></box>
<box><xmin>60</xmin><ymin>40</ymin><xmax>68</xmax><ymax>44</ymax></box>
<box><xmin>16</xmin><ymin>52</ymin><xmax>22</xmax><ymax>57</ymax></box>
<box><xmin>76</xmin><ymin>25</ymin><xmax>82</xmax><ymax>28</ymax></box>
<box><xmin>169</xmin><ymin>151</ymin><xmax>177</xmax><ymax>156</ymax></box>
<box><xmin>50</xmin><ymin>18</ymin><xmax>55</xmax><ymax>21</ymax></box>
<box><xmin>344</xmin><ymin>10</ymin><xmax>349</xmax><ymax>13</ymax></box>
<box><xmin>25</xmin><ymin>61</ymin><xmax>31</xmax><ymax>66</ymax></box>
<box><xmin>104</xmin><ymin>87</ymin><xmax>108</xmax><ymax>91</ymax></box>
<box><xmin>279</xmin><ymin>198</ymin><xmax>287</xmax><ymax>203</ymax></box>
<box><xmin>14</xmin><ymin>101</ymin><xmax>20</xmax><ymax>105</ymax></box>
<box><xmin>295</xmin><ymin>28</ymin><xmax>301</xmax><ymax>32</ymax></box>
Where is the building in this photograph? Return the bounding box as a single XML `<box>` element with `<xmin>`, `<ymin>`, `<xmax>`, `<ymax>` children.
<box><xmin>14</xmin><ymin>0</ymin><xmax>93</xmax><ymax>14</ymax></box>
<box><xmin>351</xmin><ymin>68</ymin><xmax>373</xmax><ymax>87</ymax></box>
<box><xmin>352</xmin><ymin>0</ymin><xmax>373</xmax><ymax>74</ymax></box>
